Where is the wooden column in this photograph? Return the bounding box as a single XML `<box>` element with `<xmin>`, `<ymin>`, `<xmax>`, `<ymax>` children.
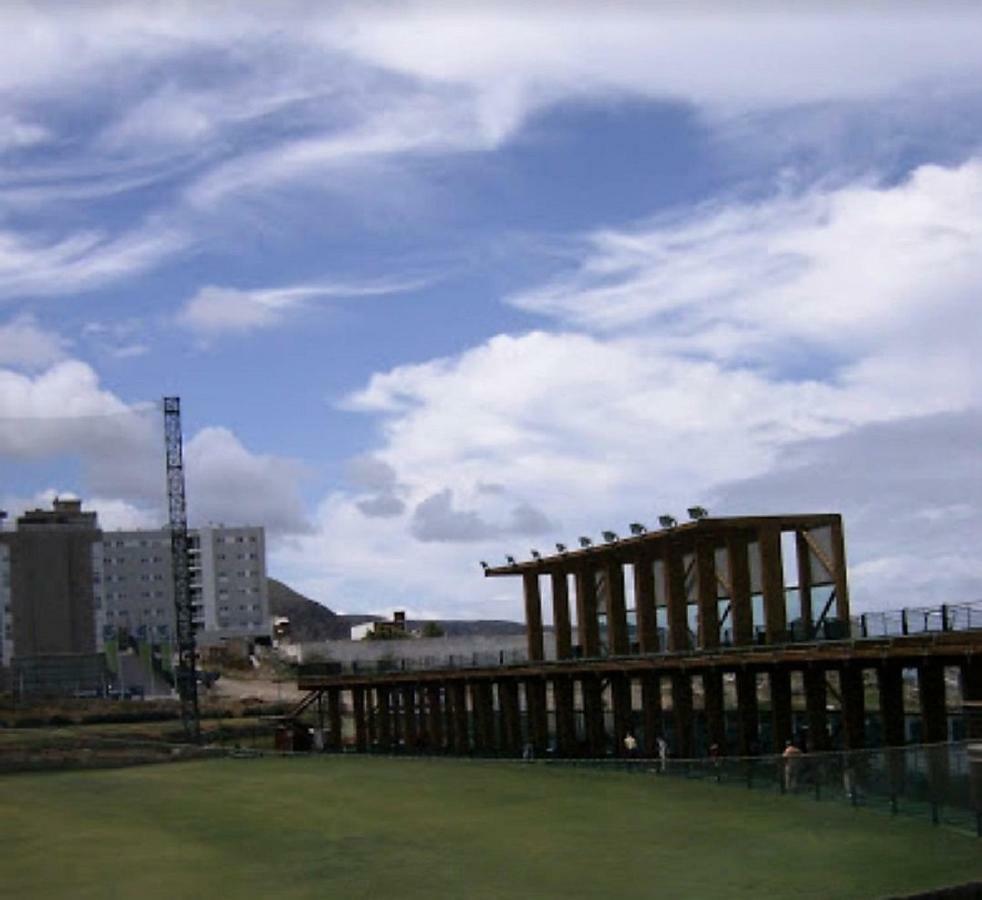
<box><xmin>352</xmin><ymin>686</ymin><xmax>367</xmax><ymax>753</ymax></box>
<box><xmin>326</xmin><ymin>686</ymin><xmax>342</xmax><ymax>752</ymax></box>
<box><xmin>735</xmin><ymin>669</ymin><xmax>759</xmax><ymax>755</ymax></box>
<box><xmin>696</xmin><ymin>539</ymin><xmax>719</xmax><ymax>650</ymax></box>
<box><xmin>664</xmin><ymin>542</ymin><xmax>689</xmax><ymax>652</ymax></box>
<box><xmin>499</xmin><ymin>679</ymin><xmax>522</xmax><ymax>756</ymax></box>
<box><xmin>878</xmin><ymin>662</ymin><xmax>906</xmax><ymax>747</ymax></box>
<box><xmin>610</xmin><ymin>672</ymin><xmax>632</xmax><ymax>754</ymax></box>
<box><xmin>551</xmin><ymin>571</ymin><xmax>573</xmax><ymax>659</ymax></box>
<box><xmin>582</xmin><ymin>674</ymin><xmax>605</xmax><ymax>757</ymax></box>
<box><xmin>426</xmin><ymin>684</ymin><xmax>444</xmax><ymax>752</ymax></box>
<box><xmin>795</xmin><ymin>529</ymin><xmax>813</xmax><ymax>638</ymax></box>
<box><xmin>961</xmin><ymin>657</ymin><xmax>982</xmax><ymax>811</ymax></box>
<box><xmin>672</xmin><ymin>672</ymin><xmax>694</xmax><ymax>759</ymax></box>
<box><xmin>401</xmin><ymin>684</ymin><xmax>418</xmax><ymax>752</ymax></box>
<box><xmin>377</xmin><ymin>686</ymin><xmax>393</xmax><ymax>752</ymax></box>
<box><xmin>918</xmin><ymin>661</ymin><xmax>948</xmax><ymax>744</ymax></box>
<box><xmin>770</xmin><ymin>668</ymin><xmax>793</xmax><ymax>751</ymax></box>
<box><xmin>451</xmin><ymin>681</ymin><xmax>470</xmax><ymax>754</ymax></box>
<box><xmin>759</xmin><ymin>525</ymin><xmax>787</xmax><ymax>643</ymax></box>
<box><xmin>523</xmin><ymin>572</ymin><xmax>545</xmax><ymax>662</ymax></box>
<box><xmin>470</xmin><ymin>682</ymin><xmax>491</xmax><ymax>754</ymax></box>
<box><xmin>366</xmin><ymin>689</ymin><xmax>377</xmax><ymax>749</ymax></box>
<box><xmin>526</xmin><ymin>678</ymin><xmax>549</xmax><ymax>754</ymax></box>
<box><xmin>803</xmin><ymin>666</ymin><xmax>829</xmax><ymax>752</ymax></box>
<box><xmin>703</xmin><ymin>669</ymin><xmax>726</xmax><ymax>752</ymax></box>
<box><xmin>605</xmin><ymin>562</ymin><xmax>629</xmax><ymax>656</ymax></box>
<box><xmin>553</xmin><ymin>675</ymin><xmax>577</xmax><ymax>757</ymax></box>
<box><xmin>640</xmin><ymin>671</ymin><xmax>662</xmax><ymax>756</ymax></box>
<box><xmin>575</xmin><ymin>567</ymin><xmax>600</xmax><ymax>657</ymax></box>
<box><xmin>830</xmin><ymin>515</ymin><xmax>850</xmax><ymax>621</ymax></box>
<box><xmin>727</xmin><ymin>533</ymin><xmax>753</xmax><ymax>646</ymax></box>
<box><xmin>633</xmin><ymin>555</ymin><xmax>658</xmax><ymax>653</ymax></box>
<box><xmin>840</xmin><ymin>664</ymin><xmax>866</xmax><ymax>750</ymax></box>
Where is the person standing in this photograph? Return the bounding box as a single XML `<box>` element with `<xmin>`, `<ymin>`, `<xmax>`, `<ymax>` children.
<box><xmin>656</xmin><ymin>735</ymin><xmax>669</xmax><ymax>773</ymax></box>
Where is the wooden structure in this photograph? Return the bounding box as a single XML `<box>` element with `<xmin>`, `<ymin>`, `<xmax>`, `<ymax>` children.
<box><xmin>291</xmin><ymin>514</ymin><xmax>982</xmax><ymax>763</ymax></box>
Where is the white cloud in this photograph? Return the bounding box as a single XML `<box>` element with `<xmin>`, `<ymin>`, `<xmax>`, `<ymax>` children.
<box><xmin>0</xmin><ymin>115</ymin><xmax>50</xmax><ymax>153</ymax></box>
<box><xmin>178</xmin><ymin>278</ymin><xmax>420</xmax><ymax>336</ymax></box>
<box><xmin>0</xmin><ymin>315</ymin><xmax>68</xmax><ymax>370</ymax></box>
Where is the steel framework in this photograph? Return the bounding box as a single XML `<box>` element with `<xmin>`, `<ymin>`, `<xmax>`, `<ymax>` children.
<box><xmin>163</xmin><ymin>396</ymin><xmax>200</xmax><ymax>742</ymax></box>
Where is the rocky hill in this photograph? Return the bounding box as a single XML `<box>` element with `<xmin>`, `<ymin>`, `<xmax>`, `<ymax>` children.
<box><xmin>267</xmin><ymin>577</ymin><xmax>526</xmax><ymax>642</ymax></box>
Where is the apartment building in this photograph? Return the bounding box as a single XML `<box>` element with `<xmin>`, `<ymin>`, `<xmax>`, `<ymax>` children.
<box><xmin>101</xmin><ymin>524</ymin><xmax>270</xmax><ymax>642</ymax></box>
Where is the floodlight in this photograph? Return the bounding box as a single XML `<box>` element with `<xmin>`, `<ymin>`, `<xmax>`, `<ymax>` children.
<box><xmin>578</xmin><ymin>536</ymin><xmax>593</xmax><ymax>548</ymax></box>
<box><xmin>479</xmin><ymin>561</ymin><xmax>489</xmax><ymax>571</ymax></box>
<box><xmin>530</xmin><ymin>549</ymin><xmax>541</xmax><ymax>560</ymax></box>
<box><xmin>602</xmin><ymin>530</ymin><xmax>619</xmax><ymax>543</ymax></box>
<box><xmin>687</xmin><ymin>506</ymin><xmax>709</xmax><ymax>520</ymax></box>
<box><xmin>555</xmin><ymin>542</ymin><xmax>567</xmax><ymax>554</ymax></box>
<box><xmin>629</xmin><ymin>522</ymin><xmax>647</xmax><ymax>535</ymax></box>
<box><xmin>658</xmin><ymin>515</ymin><xmax>678</xmax><ymax>529</ymax></box>
<box><xmin>506</xmin><ymin>555</ymin><xmax>517</xmax><ymax>566</ymax></box>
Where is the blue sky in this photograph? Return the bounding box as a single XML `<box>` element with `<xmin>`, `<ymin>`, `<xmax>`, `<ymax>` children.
<box><xmin>2</xmin><ymin>4</ymin><xmax>982</xmax><ymax>619</ymax></box>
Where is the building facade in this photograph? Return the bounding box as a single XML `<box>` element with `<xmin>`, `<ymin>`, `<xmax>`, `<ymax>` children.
<box><xmin>101</xmin><ymin>524</ymin><xmax>270</xmax><ymax>642</ymax></box>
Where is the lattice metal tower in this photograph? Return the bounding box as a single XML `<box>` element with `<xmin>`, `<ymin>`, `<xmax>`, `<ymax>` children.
<box><xmin>163</xmin><ymin>396</ymin><xmax>200</xmax><ymax>742</ymax></box>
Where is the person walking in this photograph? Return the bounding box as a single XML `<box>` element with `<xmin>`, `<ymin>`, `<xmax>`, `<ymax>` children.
<box><xmin>782</xmin><ymin>740</ymin><xmax>803</xmax><ymax>791</ymax></box>
<box><xmin>656</xmin><ymin>735</ymin><xmax>669</xmax><ymax>773</ymax></box>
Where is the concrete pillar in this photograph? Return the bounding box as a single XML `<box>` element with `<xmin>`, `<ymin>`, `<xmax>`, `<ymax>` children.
<box><xmin>703</xmin><ymin>669</ymin><xmax>725</xmax><ymax>752</ymax></box>
<box><xmin>352</xmin><ymin>686</ymin><xmax>367</xmax><ymax>753</ymax></box>
<box><xmin>840</xmin><ymin>664</ymin><xmax>866</xmax><ymax>750</ymax></box>
<box><xmin>727</xmin><ymin>534</ymin><xmax>753</xmax><ymax>646</ymax></box>
<box><xmin>575</xmin><ymin>568</ymin><xmax>600</xmax><ymax>657</ymax></box>
<box><xmin>633</xmin><ymin>555</ymin><xmax>659</xmax><ymax>653</ymax></box>
<box><xmin>830</xmin><ymin>516</ymin><xmax>850</xmax><ymax>621</ymax></box>
<box><xmin>376</xmin><ymin>685</ymin><xmax>393</xmax><ymax>752</ymax></box>
<box><xmin>499</xmin><ymin>679</ymin><xmax>522</xmax><ymax>756</ymax></box>
<box><xmin>451</xmin><ymin>681</ymin><xmax>470</xmax><ymax>754</ymax></box>
<box><xmin>326</xmin><ymin>686</ymin><xmax>342</xmax><ymax>752</ymax></box>
<box><xmin>878</xmin><ymin>662</ymin><xmax>906</xmax><ymax>747</ymax></box>
<box><xmin>582</xmin><ymin>674</ymin><xmax>605</xmax><ymax>756</ymax></box>
<box><xmin>401</xmin><ymin>684</ymin><xmax>418</xmax><ymax>752</ymax></box>
<box><xmin>770</xmin><ymin>668</ymin><xmax>793</xmax><ymax>751</ymax></box>
<box><xmin>605</xmin><ymin>562</ymin><xmax>629</xmax><ymax>656</ymax></box>
<box><xmin>610</xmin><ymin>672</ymin><xmax>632</xmax><ymax>754</ymax></box>
<box><xmin>526</xmin><ymin>678</ymin><xmax>549</xmax><ymax>754</ymax></box>
<box><xmin>426</xmin><ymin>684</ymin><xmax>444</xmax><ymax>751</ymax></box>
<box><xmin>664</xmin><ymin>543</ymin><xmax>689</xmax><ymax>652</ymax></box>
<box><xmin>803</xmin><ymin>666</ymin><xmax>829</xmax><ymax>752</ymax></box>
<box><xmin>553</xmin><ymin>675</ymin><xmax>577</xmax><ymax>757</ymax></box>
<box><xmin>551</xmin><ymin>571</ymin><xmax>573</xmax><ymax>659</ymax></box>
<box><xmin>759</xmin><ymin>525</ymin><xmax>787</xmax><ymax>643</ymax></box>
<box><xmin>795</xmin><ymin>530</ymin><xmax>813</xmax><ymax>638</ymax></box>
<box><xmin>735</xmin><ymin>669</ymin><xmax>759</xmax><ymax>755</ymax></box>
<box><xmin>696</xmin><ymin>539</ymin><xmax>719</xmax><ymax>650</ymax></box>
<box><xmin>523</xmin><ymin>572</ymin><xmax>545</xmax><ymax>662</ymax></box>
<box><xmin>672</xmin><ymin>671</ymin><xmax>694</xmax><ymax>759</ymax></box>
<box><xmin>640</xmin><ymin>671</ymin><xmax>662</xmax><ymax>756</ymax></box>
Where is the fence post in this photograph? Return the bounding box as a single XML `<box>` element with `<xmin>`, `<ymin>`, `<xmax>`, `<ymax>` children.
<box><xmin>941</xmin><ymin>605</ymin><xmax>949</xmax><ymax>632</ymax></box>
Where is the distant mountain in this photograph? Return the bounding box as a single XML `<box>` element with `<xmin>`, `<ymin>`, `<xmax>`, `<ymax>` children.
<box><xmin>267</xmin><ymin>577</ymin><xmax>526</xmax><ymax>642</ymax></box>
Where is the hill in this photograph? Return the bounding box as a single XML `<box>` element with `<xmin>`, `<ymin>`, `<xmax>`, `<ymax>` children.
<box><xmin>266</xmin><ymin>577</ymin><xmax>526</xmax><ymax>642</ymax></box>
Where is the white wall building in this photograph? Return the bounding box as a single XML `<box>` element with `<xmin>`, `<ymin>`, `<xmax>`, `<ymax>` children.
<box><xmin>100</xmin><ymin>525</ymin><xmax>270</xmax><ymax>643</ymax></box>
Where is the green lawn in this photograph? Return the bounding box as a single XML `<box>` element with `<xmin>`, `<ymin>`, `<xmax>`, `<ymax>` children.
<box><xmin>0</xmin><ymin>757</ymin><xmax>978</xmax><ymax>899</ymax></box>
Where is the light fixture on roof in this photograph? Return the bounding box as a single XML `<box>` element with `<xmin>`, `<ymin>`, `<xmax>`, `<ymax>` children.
<box><xmin>530</xmin><ymin>549</ymin><xmax>541</xmax><ymax>560</ymax></box>
<box><xmin>602</xmin><ymin>530</ymin><xmax>619</xmax><ymax>543</ymax></box>
<box><xmin>629</xmin><ymin>522</ymin><xmax>647</xmax><ymax>535</ymax></box>
<box><xmin>555</xmin><ymin>542</ymin><xmax>567</xmax><ymax>554</ymax></box>
<box><xmin>578</xmin><ymin>536</ymin><xmax>593</xmax><ymax>548</ymax></box>
<box><xmin>658</xmin><ymin>515</ymin><xmax>678</xmax><ymax>529</ymax></box>
<box><xmin>506</xmin><ymin>555</ymin><xmax>517</xmax><ymax>566</ymax></box>
<box><xmin>479</xmin><ymin>560</ymin><xmax>489</xmax><ymax>571</ymax></box>
<box><xmin>687</xmin><ymin>506</ymin><xmax>709</xmax><ymax>521</ymax></box>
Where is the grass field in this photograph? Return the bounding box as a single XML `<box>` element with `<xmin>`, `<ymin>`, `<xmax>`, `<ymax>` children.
<box><xmin>1</xmin><ymin>756</ymin><xmax>979</xmax><ymax>899</ymax></box>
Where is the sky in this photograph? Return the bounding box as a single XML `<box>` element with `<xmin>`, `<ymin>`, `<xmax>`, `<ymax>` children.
<box><xmin>1</xmin><ymin>2</ymin><xmax>981</xmax><ymax>620</ymax></box>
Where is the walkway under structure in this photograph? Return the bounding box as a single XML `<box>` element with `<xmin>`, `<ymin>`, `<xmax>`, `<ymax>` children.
<box><xmin>291</xmin><ymin>514</ymin><xmax>982</xmax><ymax>763</ymax></box>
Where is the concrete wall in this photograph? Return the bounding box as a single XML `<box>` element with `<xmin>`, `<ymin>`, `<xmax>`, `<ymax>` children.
<box><xmin>296</xmin><ymin>632</ymin><xmax>557</xmax><ymax>667</ymax></box>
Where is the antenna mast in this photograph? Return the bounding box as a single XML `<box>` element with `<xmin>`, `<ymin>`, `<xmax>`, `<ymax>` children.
<box><xmin>163</xmin><ymin>396</ymin><xmax>200</xmax><ymax>742</ymax></box>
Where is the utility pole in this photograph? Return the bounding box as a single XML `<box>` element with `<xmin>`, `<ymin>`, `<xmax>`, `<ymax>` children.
<box><xmin>163</xmin><ymin>397</ymin><xmax>200</xmax><ymax>742</ymax></box>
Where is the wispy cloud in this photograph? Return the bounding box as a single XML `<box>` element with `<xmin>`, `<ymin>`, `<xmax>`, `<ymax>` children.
<box><xmin>177</xmin><ymin>277</ymin><xmax>426</xmax><ymax>336</ymax></box>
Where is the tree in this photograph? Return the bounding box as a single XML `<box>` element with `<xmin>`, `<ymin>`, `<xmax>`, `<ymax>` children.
<box><xmin>421</xmin><ymin>621</ymin><xmax>445</xmax><ymax>638</ymax></box>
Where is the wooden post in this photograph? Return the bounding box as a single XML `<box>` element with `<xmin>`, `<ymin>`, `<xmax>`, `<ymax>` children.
<box><xmin>770</xmin><ymin>668</ymin><xmax>793</xmax><ymax>751</ymax></box>
<box><xmin>575</xmin><ymin>567</ymin><xmax>600</xmax><ymax>657</ymax></box>
<box><xmin>704</xmin><ymin>669</ymin><xmax>726</xmax><ymax>752</ymax></box>
<box><xmin>830</xmin><ymin>516</ymin><xmax>850</xmax><ymax>621</ymax></box>
<box><xmin>605</xmin><ymin>562</ymin><xmax>629</xmax><ymax>656</ymax></box>
<box><xmin>795</xmin><ymin>530</ymin><xmax>813</xmax><ymax>638</ymax></box>
<box><xmin>727</xmin><ymin>533</ymin><xmax>753</xmax><ymax>647</ymax></box>
<box><xmin>664</xmin><ymin>542</ymin><xmax>689</xmax><ymax>652</ymax></box>
<box><xmin>672</xmin><ymin>671</ymin><xmax>694</xmax><ymax>759</ymax></box>
<box><xmin>553</xmin><ymin>675</ymin><xmax>577</xmax><ymax>757</ymax></box>
<box><xmin>696</xmin><ymin>539</ymin><xmax>719</xmax><ymax>650</ymax></box>
<box><xmin>641</xmin><ymin>671</ymin><xmax>662</xmax><ymax>756</ymax></box>
<box><xmin>352</xmin><ymin>686</ymin><xmax>367</xmax><ymax>753</ymax></box>
<box><xmin>633</xmin><ymin>555</ymin><xmax>659</xmax><ymax>653</ymax></box>
<box><xmin>803</xmin><ymin>666</ymin><xmax>829</xmax><ymax>752</ymax></box>
<box><xmin>523</xmin><ymin>572</ymin><xmax>545</xmax><ymax>662</ymax></box>
<box><xmin>759</xmin><ymin>525</ymin><xmax>787</xmax><ymax>643</ymax></box>
<box><xmin>551</xmin><ymin>571</ymin><xmax>572</xmax><ymax>659</ymax></box>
